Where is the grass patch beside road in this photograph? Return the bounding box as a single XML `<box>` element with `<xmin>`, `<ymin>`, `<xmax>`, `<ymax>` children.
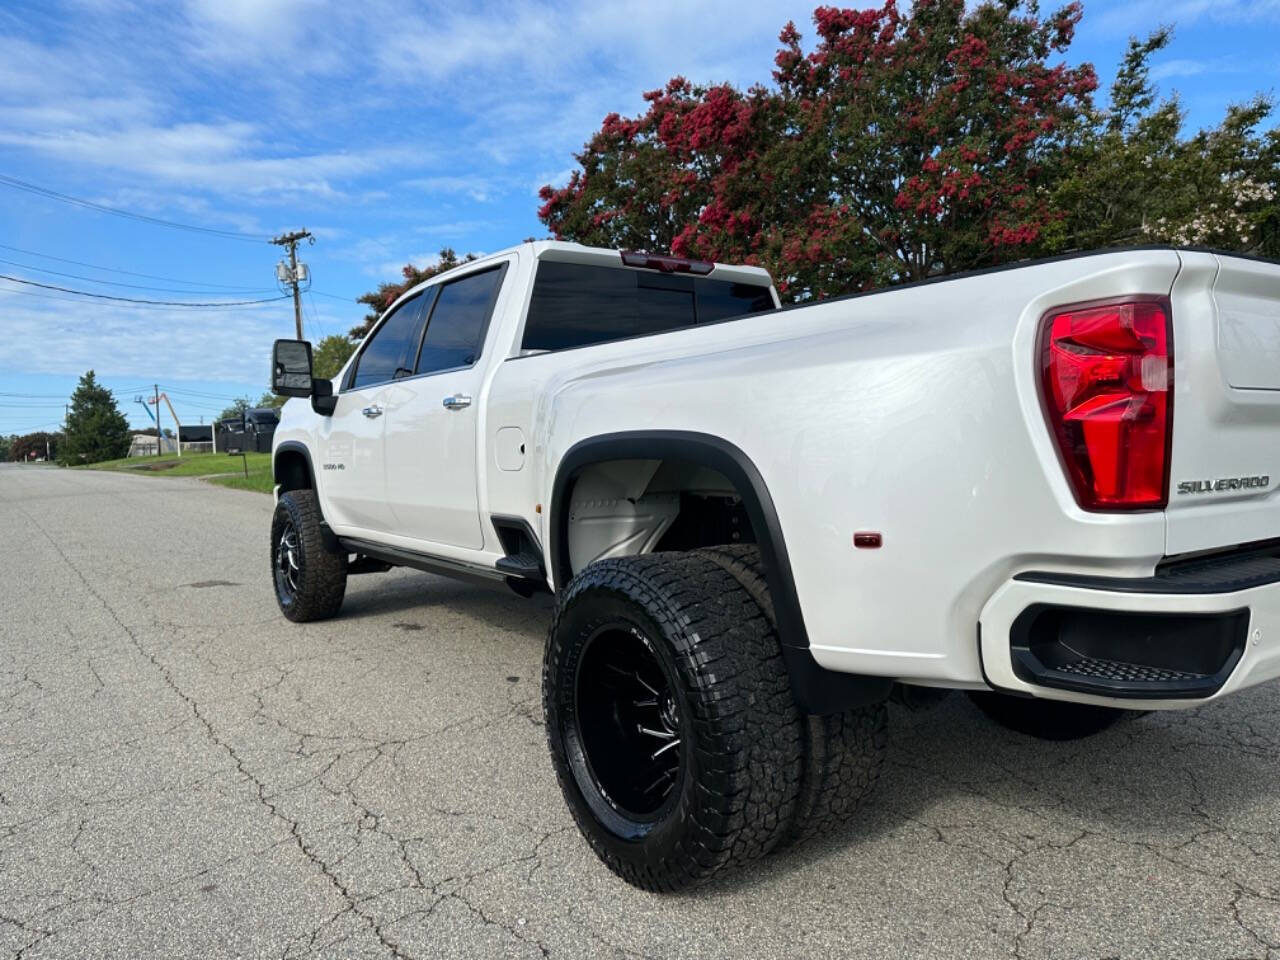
<box><xmin>208</xmin><ymin>467</ymin><xmax>274</xmax><ymax>494</ymax></box>
<box><xmin>80</xmin><ymin>451</ymin><xmax>271</xmax><ymax>478</ymax></box>
<box><xmin>81</xmin><ymin>451</ymin><xmax>275</xmax><ymax>493</ymax></box>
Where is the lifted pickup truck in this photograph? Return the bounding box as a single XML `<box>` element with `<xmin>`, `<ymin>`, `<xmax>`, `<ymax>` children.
<box><xmin>269</xmin><ymin>241</ymin><xmax>1280</xmax><ymax>890</ymax></box>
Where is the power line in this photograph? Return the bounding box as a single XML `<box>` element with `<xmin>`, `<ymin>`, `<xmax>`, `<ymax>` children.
<box><xmin>0</xmin><ymin>255</ymin><xmax>279</xmax><ymax>295</ymax></box>
<box><xmin>0</xmin><ymin>283</ymin><xmax>281</xmax><ymax>310</ymax></box>
<box><xmin>0</xmin><ymin>275</ymin><xmax>290</xmax><ymax>307</ymax></box>
<box><xmin>0</xmin><ymin>241</ymin><xmax>283</xmax><ymax>290</ymax></box>
<box><xmin>0</xmin><ymin>173</ymin><xmax>269</xmax><ymax>243</ymax></box>
<box><xmin>305</xmin><ymin>289</ymin><xmax>328</xmax><ymax>340</ymax></box>
<box><xmin>160</xmin><ymin>386</ymin><xmax>248</xmax><ymax>400</ymax></box>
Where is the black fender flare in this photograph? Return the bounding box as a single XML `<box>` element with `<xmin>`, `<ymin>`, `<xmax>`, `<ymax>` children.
<box><xmin>273</xmin><ymin>441</ymin><xmax>339</xmax><ymax>553</ymax></box>
<box><xmin>548</xmin><ymin>430</ymin><xmax>889</xmax><ymax>714</ymax></box>
<box><xmin>273</xmin><ymin>440</ymin><xmax>315</xmax><ymax>490</ymax></box>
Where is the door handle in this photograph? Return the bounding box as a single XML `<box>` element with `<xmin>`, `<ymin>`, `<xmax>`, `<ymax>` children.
<box><xmin>442</xmin><ymin>394</ymin><xmax>472</xmax><ymax>410</ymax></box>
<box><xmin>361</xmin><ymin>405</ymin><xmax>383</xmax><ymax>418</ymax></box>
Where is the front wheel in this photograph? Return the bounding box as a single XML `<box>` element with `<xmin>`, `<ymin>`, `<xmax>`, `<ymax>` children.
<box><xmin>271</xmin><ymin>490</ymin><xmax>347</xmax><ymax>622</ymax></box>
<box><xmin>543</xmin><ymin>552</ymin><xmax>803</xmax><ymax>891</ymax></box>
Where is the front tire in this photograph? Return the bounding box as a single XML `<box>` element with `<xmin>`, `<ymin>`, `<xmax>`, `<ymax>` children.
<box><xmin>968</xmin><ymin>691</ymin><xmax>1133</xmax><ymax>740</ymax></box>
<box><xmin>271</xmin><ymin>489</ymin><xmax>347</xmax><ymax>622</ymax></box>
<box><xmin>543</xmin><ymin>552</ymin><xmax>803</xmax><ymax>891</ymax></box>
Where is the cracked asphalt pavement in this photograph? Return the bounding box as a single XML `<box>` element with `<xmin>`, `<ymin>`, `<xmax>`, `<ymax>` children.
<box><xmin>2</xmin><ymin>464</ymin><xmax>1279</xmax><ymax>959</ymax></box>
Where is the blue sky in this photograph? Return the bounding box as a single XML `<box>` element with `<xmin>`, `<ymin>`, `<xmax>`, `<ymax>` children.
<box><xmin>1</xmin><ymin>0</ymin><xmax>1276</xmax><ymax>435</ymax></box>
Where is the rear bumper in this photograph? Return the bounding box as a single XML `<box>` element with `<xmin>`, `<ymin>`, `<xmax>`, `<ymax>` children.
<box><xmin>980</xmin><ymin>552</ymin><xmax>1280</xmax><ymax>709</ymax></box>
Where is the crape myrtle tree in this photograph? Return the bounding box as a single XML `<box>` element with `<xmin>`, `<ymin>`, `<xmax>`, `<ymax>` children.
<box><xmin>60</xmin><ymin>371</ymin><xmax>130</xmax><ymax>465</ymax></box>
<box><xmin>539</xmin><ymin>0</ymin><xmax>1097</xmax><ymax>299</ymax></box>
<box><xmin>538</xmin><ymin>1</ymin><xmax>1279</xmax><ymax>300</ymax></box>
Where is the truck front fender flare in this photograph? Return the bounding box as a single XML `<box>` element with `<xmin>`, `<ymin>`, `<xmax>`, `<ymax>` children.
<box><xmin>274</xmin><ymin>441</ymin><xmax>339</xmax><ymax>552</ymax></box>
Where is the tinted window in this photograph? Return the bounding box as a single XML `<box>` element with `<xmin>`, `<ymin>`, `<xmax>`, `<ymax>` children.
<box><xmin>414</xmin><ymin>267</ymin><xmax>504</xmax><ymax>374</ymax></box>
<box><xmin>351</xmin><ymin>293</ymin><xmax>425</xmax><ymax>388</ymax></box>
<box><xmin>695</xmin><ymin>280</ymin><xmax>776</xmax><ymax>324</ymax></box>
<box><xmin>521</xmin><ymin>262</ymin><xmax>773</xmax><ymax>352</ymax></box>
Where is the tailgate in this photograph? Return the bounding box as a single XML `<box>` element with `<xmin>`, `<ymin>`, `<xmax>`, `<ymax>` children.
<box><xmin>1165</xmin><ymin>251</ymin><xmax>1280</xmax><ymax>555</ymax></box>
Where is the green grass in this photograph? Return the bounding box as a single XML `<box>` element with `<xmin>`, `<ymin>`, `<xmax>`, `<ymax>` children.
<box><xmin>207</xmin><ymin>468</ymin><xmax>274</xmax><ymax>494</ymax></box>
<box><xmin>79</xmin><ymin>451</ymin><xmax>271</xmax><ymax>478</ymax></box>
<box><xmin>78</xmin><ymin>450</ymin><xmax>275</xmax><ymax>493</ymax></box>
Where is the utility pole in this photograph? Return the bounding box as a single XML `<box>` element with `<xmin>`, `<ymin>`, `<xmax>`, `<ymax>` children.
<box><xmin>154</xmin><ymin>384</ymin><xmax>161</xmax><ymax>457</ymax></box>
<box><xmin>271</xmin><ymin>229</ymin><xmax>313</xmax><ymax>340</ymax></box>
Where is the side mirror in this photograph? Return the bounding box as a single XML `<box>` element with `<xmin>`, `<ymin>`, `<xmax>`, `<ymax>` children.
<box><xmin>272</xmin><ymin>339</ymin><xmax>314</xmax><ymax>397</ymax></box>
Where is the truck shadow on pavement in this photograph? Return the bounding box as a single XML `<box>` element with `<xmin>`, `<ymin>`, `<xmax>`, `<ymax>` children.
<box><xmin>326</xmin><ymin>570</ymin><xmax>1280</xmax><ymax>896</ymax></box>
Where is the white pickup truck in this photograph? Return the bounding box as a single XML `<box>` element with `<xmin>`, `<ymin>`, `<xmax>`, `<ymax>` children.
<box><xmin>269</xmin><ymin>241</ymin><xmax>1280</xmax><ymax>890</ymax></box>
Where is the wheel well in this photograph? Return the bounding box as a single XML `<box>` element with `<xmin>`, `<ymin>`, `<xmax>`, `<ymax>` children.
<box><xmin>274</xmin><ymin>448</ymin><xmax>312</xmax><ymax>492</ymax></box>
<box><xmin>559</xmin><ymin>458</ymin><xmax>755</xmax><ymax>576</ymax></box>
<box><xmin>549</xmin><ymin>431</ymin><xmax>893</xmax><ymax>714</ymax></box>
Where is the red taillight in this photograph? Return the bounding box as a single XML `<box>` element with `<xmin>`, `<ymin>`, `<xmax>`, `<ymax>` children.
<box><xmin>1040</xmin><ymin>299</ymin><xmax>1173</xmax><ymax>510</ymax></box>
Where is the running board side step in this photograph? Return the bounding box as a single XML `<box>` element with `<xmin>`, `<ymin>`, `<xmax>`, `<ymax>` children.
<box><xmin>337</xmin><ymin>537</ymin><xmax>508</xmax><ymax>587</ymax></box>
<box><xmin>491</xmin><ymin>515</ymin><xmax>548</xmax><ymax>586</ymax></box>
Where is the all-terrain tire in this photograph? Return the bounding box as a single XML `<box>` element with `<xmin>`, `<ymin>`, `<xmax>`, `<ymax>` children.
<box><xmin>270</xmin><ymin>489</ymin><xmax>347</xmax><ymax>622</ymax></box>
<box><xmin>697</xmin><ymin>544</ymin><xmax>887</xmax><ymax>848</ymax></box>
<box><xmin>543</xmin><ymin>552</ymin><xmax>804</xmax><ymax>891</ymax></box>
<box><xmin>967</xmin><ymin>691</ymin><xmax>1133</xmax><ymax>740</ymax></box>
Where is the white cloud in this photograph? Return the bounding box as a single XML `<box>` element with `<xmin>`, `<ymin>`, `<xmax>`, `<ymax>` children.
<box><xmin>0</xmin><ymin>289</ymin><xmax>288</xmax><ymax>383</ymax></box>
<box><xmin>1151</xmin><ymin>58</ymin><xmax>1208</xmax><ymax>80</ymax></box>
<box><xmin>1091</xmin><ymin>0</ymin><xmax>1280</xmax><ymax>34</ymax></box>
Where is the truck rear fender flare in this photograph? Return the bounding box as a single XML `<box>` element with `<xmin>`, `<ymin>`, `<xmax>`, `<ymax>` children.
<box><xmin>549</xmin><ymin>431</ymin><xmax>891</xmax><ymax>713</ymax></box>
<box><xmin>549</xmin><ymin>431</ymin><xmax>810</xmax><ymax>650</ymax></box>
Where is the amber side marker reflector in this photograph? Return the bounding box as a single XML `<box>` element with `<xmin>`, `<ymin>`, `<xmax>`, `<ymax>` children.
<box><xmin>853</xmin><ymin>532</ymin><xmax>883</xmax><ymax>549</ymax></box>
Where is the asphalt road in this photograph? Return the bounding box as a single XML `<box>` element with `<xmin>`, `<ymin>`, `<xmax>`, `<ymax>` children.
<box><xmin>2</xmin><ymin>463</ymin><xmax>1278</xmax><ymax>960</ymax></box>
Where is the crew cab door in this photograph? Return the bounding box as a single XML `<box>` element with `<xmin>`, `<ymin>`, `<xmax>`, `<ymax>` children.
<box><xmin>383</xmin><ymin>262</ymin><xmax>509</xmax><ymax>549</ymax></box>
<box><xmin>320</xmin><ymin>291</ymin><xmax>427</xmax><ymax>534</ymax></box>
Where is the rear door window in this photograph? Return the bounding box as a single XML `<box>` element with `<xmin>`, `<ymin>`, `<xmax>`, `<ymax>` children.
<box><xmin>521</xmin><ymin>261</ymin><xmax>773</xmax><ymax>352</ymax></box>
<box><xmin>414</xmin><ymin>265</ymin><xmax>506</xmax><ymax>375</ymax></box>
<box><xmin>349</xmin><ymin>293</ymin><xmax>426</xmax><ymax>389</ymax></box>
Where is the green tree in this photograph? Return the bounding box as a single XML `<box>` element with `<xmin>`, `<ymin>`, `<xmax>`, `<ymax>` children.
<box><xmin>60</xmin><ymin>371</ymin><xmax>130</xmax><ymax>465</ymax></box>
<box><xmin>257</xmin><ymin>392</ymin><xmax>286</xmax><ymax>410</ymax></box>
<box><xmin>1047</xmin><ymin>30</ymin><xmax>1279</xmax><ymax>257</ymax></box>
<box><xmin>0</xmin><ymin>434</ymin><xmax>11</xmax><ymax>461</ymax></box>
<box><xmin>217</xmin><ymin>397</ymin><xmax>252</xmax><ymax>421</ymax></box>
<box><xmin>310</xmin><ymin>334</ymin><xmax>358</xmax><ymax>380</ymax></box>
<box><xmin>353</xmin><ymin>249</ymin><xmax>477</xmax><ymax>338</ymax></box>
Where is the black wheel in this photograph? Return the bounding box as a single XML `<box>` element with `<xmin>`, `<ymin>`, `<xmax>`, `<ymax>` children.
<box><xmin>271</xmin><ymin>489</ymin><xmax>347</xmax><ymax>622</ymax></box>
<box><xmin>543</xmin><ymin>552</ymin><xmax>803</xmax><ymax>891</ymax></box>
<box><xmin>698</xmin><ymin>544</ymin><xmax>887</xmax><ymax>848</ymax></box>
<box><xmin>967</xmin><ymin>691</ymin><xmax>1133</xmax><ymax>740</ymax></box>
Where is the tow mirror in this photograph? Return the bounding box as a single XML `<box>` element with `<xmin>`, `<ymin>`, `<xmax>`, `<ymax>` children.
<box><xmin>272</xmin><ymin>339</ymin><xmax>314</xmax><ymax>397</ymax></box>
